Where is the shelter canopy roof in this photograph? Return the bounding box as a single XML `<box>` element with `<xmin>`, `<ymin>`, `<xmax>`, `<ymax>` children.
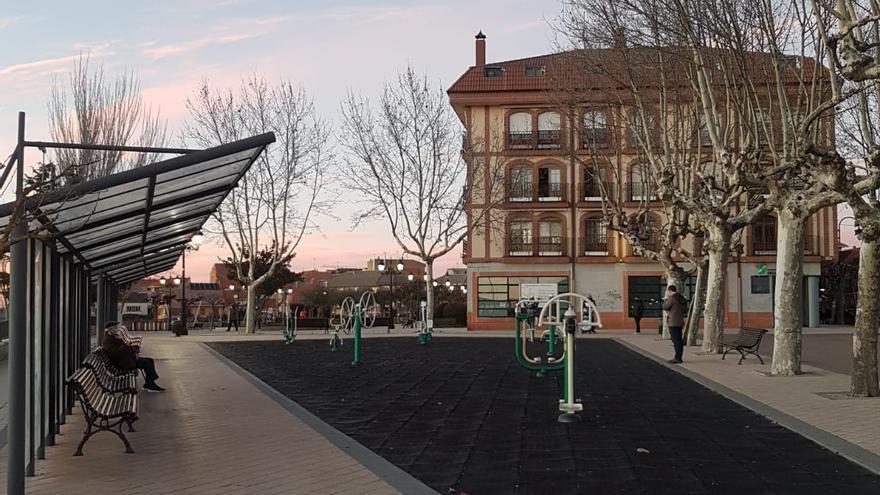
<box><xmin>0</xmin><ymin>133</ymin><xmax>275</xmax><ymax>286</ymax></box>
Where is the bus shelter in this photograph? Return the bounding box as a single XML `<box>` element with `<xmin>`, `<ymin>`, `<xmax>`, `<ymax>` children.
<box><xmin>0</xmin><ymin>112</ymin><xmax>275</xmax><ymax>494</ymax></box>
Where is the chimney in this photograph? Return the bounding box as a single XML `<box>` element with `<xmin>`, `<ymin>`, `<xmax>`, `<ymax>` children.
<box><xmin>475</xmin><ymin>31</ymin><xmax>486</xmax><ymax>67</ymax></box>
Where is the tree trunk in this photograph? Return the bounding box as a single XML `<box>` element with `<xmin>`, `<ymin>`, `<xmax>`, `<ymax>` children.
<box><xmin>852</xmin><ymin>237</ymin><xmax>880</xmax><ymax>396</ymax></box>
<box><xmin>701</xmin><ymin>226</ymin><xmax>730</xmax><ymax>353</ymax></box>
<box><xmin>770</xmin><ymin>210</ymin><xmax>806</xmax><ymax>376</ymax></box>
<box><xmin>662</xmin><ymin>270</ymin><xmax>684</xmax><ymax>340</ymax></box>
<box><xmin>686</xmin><ymin>257</ymin><xmax>709</xmax><ymax>346</ymax></box>
<box><xmin>425</xmin><ymin>261</ymin><xmax>434</xmax><ymax>328</ymax></box>
<box><xmin>244</xmin><ymin>285</ymin><xmax>258</xmax><ymax>334</ymax></box>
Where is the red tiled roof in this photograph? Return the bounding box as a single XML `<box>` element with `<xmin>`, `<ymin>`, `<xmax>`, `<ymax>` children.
<box><xmin>448</xmin><ymin>47</ymin><xmax>814</xmax><ymax>95</ymax></box>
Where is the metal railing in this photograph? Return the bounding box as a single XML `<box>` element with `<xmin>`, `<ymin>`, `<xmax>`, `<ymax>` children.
<box><xmin>537</xmin><ymin>236</ymin><xmax>566</xmax><ymax>256</ymax></box>
<box><xmin>581</xmin><ymin>237</ymin><xmax>609</xmax><ymax>255</ymax></box>
<box><xmin>507</xmin><ymin>131</ymin><xmax>534</xmax><ymax>150</ymax></box>
<box><xmin>751</xmin><ymin>238</ymin><xmax>776</xmax><ymax>255</ymax></box>
<box><xmin>580</xmin><ymin>130</ymin><xmax>610</xmax><ymax>149</ymax></box>
<box><xmin>506</xmin><ymin>180</ymin><xmax>567</xmax><ymax>202</ymax></box>
<box><xmin>582</xmin><ymin>181</ymin><xmax>612</xmax><ymax>201</ymax></box>
<box><xmin>626</xmin><ymin>183</ymin><xmax>656</xmax><ymax>202</ymax></box>
<box><xmin>507</xmin><ymin>238</ymin><xmax>534</xmax><ymax>256</ymax></box>
<box><xmin>537</xmin><ymin>129</ymin><xmax>562</xmax><ymax>149</ymax></box>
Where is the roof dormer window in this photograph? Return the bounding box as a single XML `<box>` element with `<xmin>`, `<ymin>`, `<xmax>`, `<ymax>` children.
<box><xmin>525</xmin><ymin>66</ymin><xmax>545</xmax><ymax>77</ymax></box>
<box><xmin>484</xmin><ymin>66</ymin><xmax>504</xmax><ymax>77</ymax></box>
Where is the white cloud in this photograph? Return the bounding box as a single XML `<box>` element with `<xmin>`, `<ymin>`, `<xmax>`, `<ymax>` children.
<box><xmin>141</xmin><ymin>16</ymin><xmax>291</xmax><ymax>59</ymax></box>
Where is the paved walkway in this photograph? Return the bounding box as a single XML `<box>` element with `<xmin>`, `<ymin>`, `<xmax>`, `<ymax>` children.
<box><xmin>620</xmin><ymin>333</ymin><xmax>880</xmax><ymax>461</ymax></box>
<box><xmin>0</xmin><ymin>335</ymin><xmax>400</xmax><ymax>495</ymax></box>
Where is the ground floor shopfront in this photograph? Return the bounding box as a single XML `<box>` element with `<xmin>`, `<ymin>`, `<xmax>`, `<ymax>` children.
<box><xmin>465</xmin><ymin>260</ymin><xmax>822</xmax><ymax>331</ymax></box>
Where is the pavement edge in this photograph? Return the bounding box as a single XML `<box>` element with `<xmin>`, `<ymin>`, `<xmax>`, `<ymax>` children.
<box><xmin>200</xmin><ymin>342</ymin><xmax>439</xmax><ymax>495</ymax></box>
<box><xmin>616</xmin><ymin>338</ymin><xmax>880</xmax><ymax>476</ymax></box>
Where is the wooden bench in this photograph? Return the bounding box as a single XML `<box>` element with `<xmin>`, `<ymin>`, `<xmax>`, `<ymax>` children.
<box><xmin>83</xmin><ymin>351</ymin><xmax>138</xmax><ymax>395</ymax></box>
<box><xmin>117</xmin><ymin>326</ymin><xmax>143</xmax><ymax>350</ymax></box>
<box><xmin>66</xmin><ymin>366</ymin><xmax>138</xmax><ymax>456</ymax></box>
<box><xmin>720</xmin><ymin>327</ymin><xmax>768</xmax><ymax>365</ymax></box>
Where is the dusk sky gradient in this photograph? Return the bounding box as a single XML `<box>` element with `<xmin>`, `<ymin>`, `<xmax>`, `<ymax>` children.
<box><xmin>0</xmin><ymin>0</ymin><xmax>559</xmax><ymax>281</ymax></box>
<box><xmin>0</xmin><ymin>0</ymin><xmax>857</xmax><ymax>281</ymax></box>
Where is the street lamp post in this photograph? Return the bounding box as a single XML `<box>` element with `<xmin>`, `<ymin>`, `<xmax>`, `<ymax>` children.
<box><xmin>378</xmin><ymin>258</ymin><xmax>405</xmax><ymax>331</ymax></box>
<box><xmin>178</xmin><ymin>231</ymin><xmax>204</xmax><ymax>336</ymax></box>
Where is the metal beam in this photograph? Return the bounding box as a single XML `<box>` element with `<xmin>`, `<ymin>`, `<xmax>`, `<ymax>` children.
<box><xmin>23</xmin><ymin>140</ymin><xmax>197</xmax><ymax>155</ymax></box>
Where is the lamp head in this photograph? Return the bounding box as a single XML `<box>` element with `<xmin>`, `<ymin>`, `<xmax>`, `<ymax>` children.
<box><xmin>407</xmin><ymin>274</ymin><xmax>414</xmax><ymax>281</ymax></box>
<box><xmin>229</xmin><ymin>284</ymin><xmax>235</xmax><ymax>291</ymax></box>
<box><xmin>377</xmin><ymin>262</ymin><xmax>386</xmax><ymax>272</ymax></box>
<box><xmin>173</xmin><ymin>277</ymin><xmax>181</xmax><ymax>285</ymax></box>
<box><xmin>396</xmin><ymin>262</ymin><xmax>404</xmax><ymax>272</ymax></box>
<box><xmin>191</xmin><ymin>231</ymin><xmax>205</xmax><ymax>246</ymax></box>
<box><xmin>159</xmin><ymin>277</ymin><xmax>166</xmax><ymax>286</ymax></box>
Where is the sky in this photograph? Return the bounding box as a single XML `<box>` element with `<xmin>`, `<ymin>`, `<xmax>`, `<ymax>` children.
<box><xmin>0</xmin><ymin>0</ymin><xmax>560</xmax><ymax>281</ymax></box>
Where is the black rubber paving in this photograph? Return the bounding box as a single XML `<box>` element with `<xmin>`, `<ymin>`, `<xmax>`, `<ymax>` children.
<box><xmin>209</xmin><ymin>338</ymin><xmax>880</xmax><ymax>495</ymax></box>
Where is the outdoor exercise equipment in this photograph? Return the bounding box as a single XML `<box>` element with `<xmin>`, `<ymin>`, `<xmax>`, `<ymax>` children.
<box><xmin>417</xmin><ymin>301</ymin><xmax>432</xmax><ymax>344</ymax></box>
<box><xmin>329</xmin><ymin>297</ymin><xmax>355</xmax><ymax>351</ymax></box>
<box><xmin>514</xmin><ymin>293</ymin><xmax>602</xmax><ymax>423</ymax></box>
<box><xmin>514</xmin><ymin>298</ymin><xmax>564</xmax><ymax>377</ymax></box>
<box><xmin>359</xmin><ymin>291</ymin><xmax>379</xmax><ymax>328</ymax></box>
<box><xmin>351</xmin><ymin>303</ymin><xmax>363</xmax><ymax>366</ymax></box>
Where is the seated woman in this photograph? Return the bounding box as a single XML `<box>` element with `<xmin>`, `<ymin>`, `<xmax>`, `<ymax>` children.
<box><xmin>102</xmin><ymin>321</ymin><xmax>166</xmax><ymax>392</ymax></box>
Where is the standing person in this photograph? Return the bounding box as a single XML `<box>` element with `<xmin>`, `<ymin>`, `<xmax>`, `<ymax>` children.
<box><xmin>631</xmin><ymin>296</ymin><xmax>645</xmax><ymax>334</ymax></box>
<box><xmin>226</xmin><ymin>303</ymin><xmax>240</xmax><ymax>332</ymax></box>
<box><xmin>663</xmin><ymin>286</ymin><xmax>688</xmax><ymax>364</ymax></box>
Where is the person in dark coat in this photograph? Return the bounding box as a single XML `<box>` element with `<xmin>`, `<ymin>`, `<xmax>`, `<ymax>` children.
<box><xmin>663</xmin><ymin>286</ymin><xmax>688</xmax><ymax>364</ymax></box>
<box><xmin>226</xmin><ymin>303</ymin><xmax>240</xmax><ymax>332</ymax></box>
<box><xmin>631</xmin><ymin>296</ymin><xmax>645</xmax><ymax>334</ymax></box>
<box><xmin>102</xmin><ymin>322</ymin><xmax>165</xmax><ymax>392</ymax></box>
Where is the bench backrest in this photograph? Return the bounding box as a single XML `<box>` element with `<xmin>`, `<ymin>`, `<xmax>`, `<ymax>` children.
<box><xmin>68</xmin><ymin>367</ymin><xmax>103</xmax><ymax>411</ymax></box>
<box><xmin>733</xmin><ymin>327</ymin><xmax>767</xmax><ymax>347</ymax></box>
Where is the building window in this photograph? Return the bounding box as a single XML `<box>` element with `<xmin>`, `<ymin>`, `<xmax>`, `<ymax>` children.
<box><xmin>537</xmin><ymin>167</ymin><xmax>563</xmax><ymax>201</ymax></box>
<box><xmin>752</xmin><ymin>216</ymin><xmax>777</xmax><ymax>255</ymax></box>
<box><xmin>508</xmin><ymin>220</ymin><xmax>533</xmax><ymax>256</ymax></box>
<box><xmin>582</xmin><ymin>110</ymin><xmax>608</xmax><ymax>148</ymax></box>
<box><xmin>583</xmin><ymin>166</ymin><xmax>607</xmax><ymax>200</ymax></box>
<box><xmin>583</xmin><ymin>217</ymin><xmax>609</xmax><ymax>255</ymax></box>
<box><xmin>627</xmin><ymin>110</ymin><xmax>654</xmax><ymax>147</ymax></box>
<box><xmin>508</xmin><ymin>112</ymin><xmax>533</xmax><ymax>149</ymax></box>
<box><xmin>628</xmin><ymin>163</ymin><xmax>654</xmax><ymax>201</ymax></box>
<box><xmin>697</xmin><ymin>113</ymin><xmax>711</xmax><ymax>145</ymax></box>
<box><xmin>627</xmin><ymin>275</ymin><xmax>696</xmax><ymax>318</ymax></box>
<box><xmin>508</xmin><ymin>166</ymin><xmax>533</xmax><ymax>202</ymax></box>
<box><xmin>538</xmin><ymin>219</ymin><xmax>564</xmax><ymax>256</ymax></box>
<box><xmin>525</xmin><ymin>66</ymin><xmax>545</xmax><ymax>77</ymax></box>
<box><xmin>477</xmin><ymin>276</ymin><xmax>569</xmax><ymax>317</ymax></box>
<box><xmin>484</xmin><ymin>66</ymin><xmax>504</xmax><ymax>77</ymax></box>
<box><xmin>537</xmin><ymin>112</ymin><xmax>561</xmax><ymax>149</ymax></box>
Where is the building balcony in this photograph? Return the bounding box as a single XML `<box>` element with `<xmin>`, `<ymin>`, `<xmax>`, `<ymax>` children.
<box><xmin>581</xmin><ymin>237</ymin><xmax>609</xmax><ymax>256</ymax></box>
<box><xmin>537</xmin><ymin>129</ymin><xmax>562</xmax><ymax>149</ymax></box>
<box><xmin>582</xmin><ymin>181</ymin><xmax>612</xmax><ymax>201</ymax></box>
<box><xmin>506</xmin><ymin>181</ymin><xmax>567</xmax><ymax>203</ymax></box>
<box><xmin>506</xmin><ymin>236</ymin><xmax>568</xmax><ymax>257</ymax></box>
<box><xmin>507</xmin><ymin>131</ymin><xmax>534</xmax><ymax>150</ymax></box>
<box><xmin>751</xmin><ymin>235</ymin><xmax>817</xmax><ymax>256</ymax></box>
<box><xmin>580</xmin><ymin>130</ymin><xmax>610</xmax><ymax>149</ymax></box>
<box><xmin>626</xmin><ymin>183</ymin><xmax>656</xmax><ymax>202</ymax></box>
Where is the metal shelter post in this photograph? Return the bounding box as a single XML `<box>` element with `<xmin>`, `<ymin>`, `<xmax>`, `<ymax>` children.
<box><xmin>96</xmin><ymin>275</ymin><xmax>106</xmax><ymax>335</ymax></box>
<box><xmin>7</xmin><ymin>111</ymin><xmax>27</xmax><ymax>495</ymax></box>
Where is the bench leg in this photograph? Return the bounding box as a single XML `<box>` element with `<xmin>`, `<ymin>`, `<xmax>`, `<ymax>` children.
<box><xmin>111</xmin><ymin>423</ymin><xmax>135</xmax><ymax>454</ymax></box>
<box><xmin>74</xmin><ymin>423</ymin><xmax>95</xmax><ymax>456</ymax></box>
<box><xmin>721</xmin><ymin>347</ymin><xmax>731</xmax><ymax>360</ymax></box>
<box><xmin>127</xmin><ymin>419</ymin><xmax>137</xmax><ymax>433</ymax></box>
<box><xmin>737</xmin><ymin>350</ymin><xmax>747</xmax><ymax>365</ymax></box>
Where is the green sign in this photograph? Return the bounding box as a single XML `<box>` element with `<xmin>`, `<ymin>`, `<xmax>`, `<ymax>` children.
<box><xmin>757</xmin><ymin>263</ymin><xmax>767</xmax><ymax>276</ymax></box>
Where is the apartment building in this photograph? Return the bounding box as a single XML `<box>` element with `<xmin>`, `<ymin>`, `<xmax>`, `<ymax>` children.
<box><xmin>448</xmin><ymin>33</ymin><xmax>839</xmax><ymax>330</ymax></box>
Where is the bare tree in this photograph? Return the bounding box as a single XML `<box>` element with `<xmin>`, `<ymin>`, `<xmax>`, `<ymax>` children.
<box><xmin>805</xmin><ymin>0</ymin><xmax>880</xmax><ymax>395</ymax></box>
<box><xmin>184</xmin><ymin>76</ymin><xmax>330</xmax><ymax>334</ymax></box>
<box><xmin>48</xmin><ymin>55</ymin><xmax>167</xmax><ymax>181</ymax></box>
<box><xmin>340</xmin><ymin>65</ymin><xmax>503</xmax><ymax>327</ymax></box>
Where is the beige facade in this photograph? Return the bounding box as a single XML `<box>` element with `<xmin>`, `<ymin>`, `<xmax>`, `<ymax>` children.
<box><xmin>449</xmin><ymin>36</ymin><xmax>838</xmax><ymax>331</ymax></box>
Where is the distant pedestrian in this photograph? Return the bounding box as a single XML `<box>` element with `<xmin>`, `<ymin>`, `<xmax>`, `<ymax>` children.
<box><xmin>226</xmin><ymin>303</ymin><xmax>239</xmax><ymax>332</ymax></box>
<box><xmin>663</xmin><ymin>286</ymin><xmax>688</xmax><ymax>364</ymax></box>
<box><xmin>631</xmin><ymin>296</ymin><xmax>645</xmax><ymax>334</ymax></box>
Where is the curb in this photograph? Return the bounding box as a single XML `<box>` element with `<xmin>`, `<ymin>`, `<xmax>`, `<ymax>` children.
<box><xmin>201</xmin><ymin>342</ymin><xmax>439</xmax><ymax>495</ymax></box>
<box><xmin>616</xmin><ymin>338</ymin><xmax>880</xmax><ymax>476</ymax></box>
<box><xmin>0</xmin><ymin>340</ymin><xmax>8</xmax><ymax>362</ymax></box>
